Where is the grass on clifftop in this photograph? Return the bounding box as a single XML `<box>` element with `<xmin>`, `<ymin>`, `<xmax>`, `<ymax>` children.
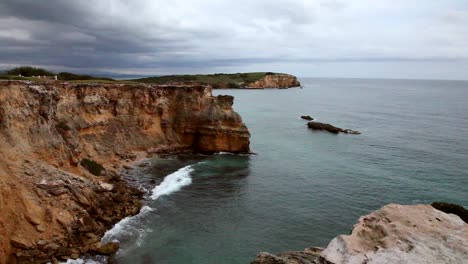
<box><xmin>131</xmin><ymin>72</ymin><xmax>279</xmax><ymax>86</ymax></box>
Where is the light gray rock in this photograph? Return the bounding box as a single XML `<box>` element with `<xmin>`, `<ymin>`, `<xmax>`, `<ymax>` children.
<box><xmin>252</xmin><ymin>204</ymin><xmax>468</xmax><ymax>264</ymax></box>
<box><xmin>321</xmin><ymin>204</ymin><xmax>468</xmax><ymax>264</ymax></box>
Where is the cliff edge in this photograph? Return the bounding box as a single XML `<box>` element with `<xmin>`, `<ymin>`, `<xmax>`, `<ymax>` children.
<box><xmin>0</xmin><ymin>81</ymin><xmax>250</xmax><ymax>263</ymax></box>
<box><xmin>132</xmin><ymin>72</ymin><xmax>301</xmax><ymax>89</ymax></box>
<box><xmin>247</xmin><ymin>74</ymin><xmax>300</xmax><ymax>88</ymax></box>
<box><xmin>251</xmin><ymin>204</ymin><xmax>468</xmax><ymax>264</ymax></box>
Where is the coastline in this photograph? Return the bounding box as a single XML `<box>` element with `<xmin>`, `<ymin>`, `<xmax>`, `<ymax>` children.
<box><xmin>0</xmin><ymin>81</ymin><xmax>250</xmax><ymax>263</ymax></box>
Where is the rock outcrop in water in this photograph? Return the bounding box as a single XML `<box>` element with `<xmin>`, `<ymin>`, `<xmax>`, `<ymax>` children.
<box><xmin>251</xmin><ymin>204</ymin><xmax>468</xmax><ymax>264</ymax></box>
<box><xmin>301</xmin><ymin>116</ymin><xmax>314</xmax><ymax>121</ymax></box>
<box><xmin>307</xmin><ymin>122</ymin><xmax>361</xmax><ymax>135</ymax></box>
<box><xmin>0</xmin><ymin>81</ymin><xmax>250</xmax><ymax>263</ymax></box>
<box><xmin>247</xmin><ymin>74</ymin><xmax>301</xmax><ymax>88</ymax></box>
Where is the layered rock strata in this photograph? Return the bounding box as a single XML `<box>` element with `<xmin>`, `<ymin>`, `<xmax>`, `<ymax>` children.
<box><xmin>251</xmin><ymin>204</ymin><xmax>468</xmax><ymax>264</ymax></box>
<box><xmin>0</xmin><ymin>81</ymin><xmax>250</xmax><ymax>263</ymax></box>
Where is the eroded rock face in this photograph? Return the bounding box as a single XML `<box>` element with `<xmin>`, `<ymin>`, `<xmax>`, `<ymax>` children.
<box><xmin>248</xmin><ymin>74</ymin><xmax>301</xmax><ymax>88</ymax></box>
<box><xmin>251</xmin><ymin>204</ymin><xmax>468</xmax><ymax>264</ymax></box>
<box><xmin>0</xmin><ymin>81</ymin><xmax>250</xmax><ymax>263</ymax></box>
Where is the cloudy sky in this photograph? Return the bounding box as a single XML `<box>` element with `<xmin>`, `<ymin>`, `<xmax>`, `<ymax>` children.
<box><xmin>1</xmin><ymin>0</ymin><xmax>467</xmax><ymax>79</ymax></box>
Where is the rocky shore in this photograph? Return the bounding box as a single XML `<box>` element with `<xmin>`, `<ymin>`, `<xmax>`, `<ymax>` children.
<box><xmin>0</xmin><ymin>80</ymin><xmax>250</xmax><ymax>263</ymax></box>
<box><xmin>251</xmin><ymin>204</ymin><xmax>468</xmax><ymax>264</ymax></box>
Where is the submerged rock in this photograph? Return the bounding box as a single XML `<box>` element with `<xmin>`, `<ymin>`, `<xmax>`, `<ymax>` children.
<box><xmin>251</xmin><ymin>204</ymin><xmax>468</xmax><ymax>264</ymax></box>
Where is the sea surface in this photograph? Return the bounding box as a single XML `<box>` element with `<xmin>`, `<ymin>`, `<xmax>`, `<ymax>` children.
<box><xmin>86</xmin><ymin>78</ymin><xmax>468</xmax><ymax>264</ymax></box>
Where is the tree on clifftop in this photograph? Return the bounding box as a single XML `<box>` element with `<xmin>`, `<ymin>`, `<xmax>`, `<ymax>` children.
<box><xmin>7</xmin><ymin>66</ymin><xmax>55</xmax><ymax>76</ymax></box>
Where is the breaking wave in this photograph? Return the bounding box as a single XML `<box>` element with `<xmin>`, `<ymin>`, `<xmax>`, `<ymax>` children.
<box><xmin>150</xmin><ymin>165</ymin><xmax>194</xmax><ymax>200</ymax></box>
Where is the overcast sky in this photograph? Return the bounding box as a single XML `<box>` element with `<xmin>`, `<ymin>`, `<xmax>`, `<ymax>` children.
<box><xmin>1</xmin><ymin>0</ymin><xmax>467</xmax><ymax>79</ymax></box>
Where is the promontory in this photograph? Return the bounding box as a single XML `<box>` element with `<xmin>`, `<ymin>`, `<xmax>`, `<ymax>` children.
<box><xmin>0</xmin><ymin>80</ymin><xmax>250</xmax><ymax>263</ymax></box>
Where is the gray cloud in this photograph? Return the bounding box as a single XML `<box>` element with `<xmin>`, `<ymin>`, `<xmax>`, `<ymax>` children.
<box><xmin>0</xmin><ymin>0</ymin><xmax>467</xmax><ymax>79</ymax></box>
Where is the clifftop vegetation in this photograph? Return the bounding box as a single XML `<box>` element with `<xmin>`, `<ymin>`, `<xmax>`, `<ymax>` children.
<box><xmin>0</xmin><ymin>66</ymin><xmax>114</xmax><ymax>82</ymax></box>
<box><xmin>132</xmin><ymin>72</ymin><xmax>280</xmax><ymax>87</ymax></box>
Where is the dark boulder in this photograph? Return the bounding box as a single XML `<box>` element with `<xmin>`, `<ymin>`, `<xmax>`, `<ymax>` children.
<box><xmin>307</xmin><ymin>122</ymin><xmax>343</xmax><ymax>134</ymax></box>
<box><xmin>301</xmin><ymin>116</ymin><xmax>314</xmax><ymax>121</ymax></box>
<box><xmin>431</xmin><ymin>202</ymin><xmax>468</xmax><ymax>223</ymax></box>
<box><xmin>307</xmin><ymin>122</ymin><xmax>360</xmax><ymax>135</ymax></box>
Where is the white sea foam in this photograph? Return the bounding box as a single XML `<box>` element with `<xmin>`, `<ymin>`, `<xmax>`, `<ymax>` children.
<box><xmin>101</xmin><ymin>206</ymin><xmax>154</xmax><ymax>243</ymax></box>
<box><xmin>60</xmin><ymin>257</ymin><xmax>104</xmax><ymax>264</ymax></box>
<box><xmin>150</xmin><ymin>165</ymin><xmax>194</xmax><ymax>200</ymax></box>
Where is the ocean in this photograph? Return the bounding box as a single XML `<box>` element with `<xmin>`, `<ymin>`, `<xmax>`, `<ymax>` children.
<box><xmin>81</xmin><ymin>78</ymin><xmax>468</xmax><ymax>264</ymax></box>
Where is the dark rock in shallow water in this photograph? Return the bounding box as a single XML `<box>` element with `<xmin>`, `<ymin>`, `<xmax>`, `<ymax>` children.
<box><xmin>251</xmin><ymin>247</ymin><xmax>329</xmax><ymax>264</ymax></box>
<box><xmin>307</xmin><ymin>122</ymin><xmax>343</xmax><ymax>134</ymax></box>
<box><xmin>301</xmin><ymin>116</ymin><xmax>314</xmax><ymax>121</ymax></box>
<box><xmin>307</xmin><ymin>122</ymin><xmax>360</xmax><ymax>135</ymax></box>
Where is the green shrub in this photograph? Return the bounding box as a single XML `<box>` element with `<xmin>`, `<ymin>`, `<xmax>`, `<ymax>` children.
<box><xmin>58</xmin><ymin>72</ymin><xmax>114</xmax><ymax>81</ymax></box>
<box><xmin>227</xmin><ymin>82</ymin><xmax>240</xmax><ymax>88</ymax></box>
<box><xmin>7</xmin><ymin>66</ymin><xmax>55</xmax><ymax>76</ymax></box>
<box><xmin>431</xmin><ymin>202</ymin><xmax>468</xmax><ymax>223</ymax></box>
<box><xmin>80</xmin><ymin>158</ymin><xmax>105</xmax><ymax>176</ymax></box>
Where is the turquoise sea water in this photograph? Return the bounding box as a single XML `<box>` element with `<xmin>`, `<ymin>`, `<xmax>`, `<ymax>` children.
<box><xmin>102</xmin><ymin>78</ymin><xmax>468</xmax><ymax>264</ymax></box>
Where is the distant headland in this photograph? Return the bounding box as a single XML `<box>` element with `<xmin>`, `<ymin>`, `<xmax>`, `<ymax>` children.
<box><xmin>0</xmin><ymin>67</ymin><xmax>301</xmax><ymax>89</ymax></box>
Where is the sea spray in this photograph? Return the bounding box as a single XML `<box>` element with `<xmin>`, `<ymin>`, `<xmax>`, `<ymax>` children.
<box><xmin>101</xmin><ymin>206</ymin><xmax>154</xmax><ymax>243</ymax></box>
<box><xmin>151</xmin><ymin>165</ymin><xmax>194</xmax><ymax>200</ymax></box>
<box><xmin>101</xmin><ymin>164</ymin><xmax>196</xmax><ymax>245</ymax></box>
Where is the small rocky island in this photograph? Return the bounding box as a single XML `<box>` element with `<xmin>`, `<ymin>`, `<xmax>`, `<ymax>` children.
<box><xmin>251</xmin><ymin>203</ymin><xmax>468</xmax><ymax>264</ymax></box>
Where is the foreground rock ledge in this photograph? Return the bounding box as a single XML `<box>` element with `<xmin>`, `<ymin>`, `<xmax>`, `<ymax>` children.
<box><xmin>0</xmin><ymin>81</ymin><xmax>250</xmax><ymax>263</ymax></box>
<box><xmin>251</xmin><ymin>204</ymin><xmax>468</xmax><ymax>264</ymax></box>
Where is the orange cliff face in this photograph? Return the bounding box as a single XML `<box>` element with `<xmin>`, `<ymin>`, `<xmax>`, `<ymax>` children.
<box><xmin>247</xmin><ymin>74</ymin><xmax>301</xmax><ymax>88</ymax></box>
<box><xmin>0</xmin><ymin>81</ymin><xmax>250</xmax><ymax>263</ymax></box>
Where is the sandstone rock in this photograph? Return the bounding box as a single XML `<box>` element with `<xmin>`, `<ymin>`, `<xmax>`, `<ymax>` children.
<box><xmin>36</xmin><ymin>240</ymin><xmax>47</xmax><ymax>246</ymax></box>
<box><xmin>321</xmin><ymin>204</ymin><xmax>468</xmax><ymax>264</ymax></box>
<box><xmin>0</xmin><ymin>81</ymin><xmax>250</xmax><ymax>261</ymax></box>
<box><xmin>35</xmin><ymin>224</ymin><xmax>46</xmax><ymax>233</ymax></box>
<box><xmin>94</xmin><ymin>242</ymin><xmax>119</xmax><ymax>255</ymax></box>
<box><xmin>48</xmin><ymin>188</ymin><xmax>67</xmax><ymax>196</ymax></box>
<box><xmin>10</xmin><ymin>236</ymin><xmax>31</xmax><ymax>249</ymax></box>
<box><xmin>43</xmin><ymin>242</ymin><xmax>60</xmax><ymax>254</ymax></box>
<box><xmin>248</xmin><ymin>74</ymin><xmax>301</xmax><ymax>88</ymax></box>
<box><xmin>99</xmin><ymin>182</ymin><xmax>114</xmax><ymax>191</ymax></box>
<box><xmin>22</xmin><ymin>198</ymin><xmax>44</xmax><ymax>226</ymax></box>
<box><xmin>253</xmin><ymin>204</ymin><xmax>468</xmax><ymax>264</ymax></box>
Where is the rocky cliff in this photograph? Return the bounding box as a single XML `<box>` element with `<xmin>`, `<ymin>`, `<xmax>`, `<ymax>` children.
<box><xmin>0</xmin><ymin>81</ymin><xmax>250</xmax><ymax>263</ymax></box>
<box><xmin>247</xmin><ymin>74</ymin><xmax>300</xmax><ymax>88</ymax></box>
<box><xmin>251</xmin><ymin>204</ymin><xmax>468</xmax><ymax>264</ymax></box>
